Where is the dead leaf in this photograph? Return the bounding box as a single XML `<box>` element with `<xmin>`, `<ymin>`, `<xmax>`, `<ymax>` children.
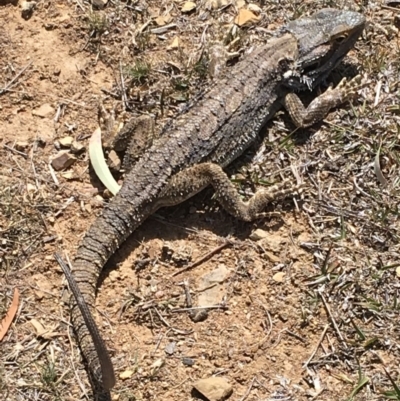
<box><xmin>167</xmin><ymin>37</ymin><xmax>180</xmax><ymax>50</ymax></box>
<box><xmin>273</xmin><ymin>272</ymin><xmax>285</xmax><ymax>283</ymax></box>
<box><xmin>155</xmin><ymin>16</ymin><xmax>167</xmax><ymax>26</ymax></box>
<box><xmin>182</xmin><ymin>1</ymin><xmax>196</xmax><ymax>12</ymax></box>
<box><xmin>61</xmin><ymin>171</ymin><xmax>75</xmax><ymax>180</ymax></box>
<box><xmin>29</xmin><ymin>318</ymin><xmax>61</xmax><ymax>340</ymax></box>
<box><xmin>120</xmin><ymin>370</ymin><xmax>134</xmax><ymax>380</ymax></box>
<box><xmin>30</xmin><ymin>318</ymin><xmax>47</xmax><ymax>336</ymax></box>
<box><xmin>234</xmin><ymin>9</ymin><xmax>260</xmax><ymax>26</ymax></box>
<box><xmin>207</xmin><ymin>0</ymin><xmax>229</xmax><ymax>9</ymax></box>
<box><xmin>248</xmin><ymin>3</ymin><xmax>262</xmax><ymax>13</ymax></box>
<box><xmin>0</xmin><ymin>288</ymin><xmax>19</xmax><ymax>341</ymax></box>
<box><xmin>58</xmin><ymin>136</ymin><xmax>74</xmax><ymax>148</ymax></box>
<box><xmin>26</xmin><ymin>183</ymin><xmax>36</xmax><ymax>192</ymax></box>
<box><xmin>32</xmin><ymin>103</ymin><xmax>55</xmax><ymax>118</ymax></box>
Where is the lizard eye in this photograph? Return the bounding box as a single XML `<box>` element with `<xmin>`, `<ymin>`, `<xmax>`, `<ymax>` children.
<box><xmin>332</xmin><ymin>35</ymin><xmax>346</xmax><ymax>44</ymax></box>
<box><xmin>278</xmin><ymin>57</ymin><xmax>294</xmax><ymax>73</ymax></box>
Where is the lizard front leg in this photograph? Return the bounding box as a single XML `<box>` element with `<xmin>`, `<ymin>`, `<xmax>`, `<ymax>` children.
<box><xmin>99</xmin><ymin>102</ymin><xmax>156</xmax><ymax>173</ymax></box>
<box><xmin>110</xmin><ymin>116</ymin><xmax>156</xmax><ymax>172</ymax></box>
<box><xmin>284</xmin><ymin>75</ymin><xmax>363</xmax><ymax>127</ymax></box>
<box><xmin>157</xmin><ymin>163</ymin><xmax>302</xmax><ymax>221</ymax></box>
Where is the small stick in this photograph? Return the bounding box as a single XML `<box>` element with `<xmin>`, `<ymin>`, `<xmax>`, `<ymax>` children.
<box><xmin>101</xmin><ymin>87</ymin><xmax>119</xmax><ymax>98</ymax></box>
<box><xmin>3</xmin><ymin>144</ymin><xmax>28</xmax><ymax>158</ymax></box>
<box><xmin>153</xmin><ymin>307</ymin><xmax>171</xmax><ymax>328</ymax></box>
<box><xmin>54</xmin><ymin>196</ymin><xmax>74</xmax><ymax>217</ymax></box>
<box><xmin>172</xmin><ymin>305</ymin><xmax>227</xmax><ymax>314</ymax></box>
<box><xmin>319</xmin><ymin>291</ymin><xmax>347</xmax><ymax>348</ymax></box>
<box><xmin>304</xmin><ymin>324</ymin><xmax>329</xmax><ymax>367</ymax></box>
<box><xmin>73</xmin><ymin>0</ymin><xmax>84</xmax><ymax>11</ymax></box>
<box><xmin>0</xmin><ymin>61</ymin><xmax>33</xmax><ymax>95</ymax></box>
<box><xmin>183</xmin><ymin>279</ymin><xmax>193</xmax><ymax>308</ymax></box>
<box><xmin>30</xmin><ymin>159</ymin><xmax>40</xmax><ymax>191</ymax></box>
<box><xmin>152</xmin><ymin>306</ymin><xmax>194</xmax><ymax>334</ymax></box>
<box><xmin>119</xmin><ymin>61</ymin><xmax>128</xmax><ymax>111</ymax></box>
<box><xmin>152</xmin><ymin>331</ymin><xmax>166</xmax><ymax>355</ymax></box>
<box><xmin>171</xmin><ymin>240</ymin><xmax>231</xmax><ymax>277</ymax></box>
<box><xmin>237</xmin><ymin>376</ymin><xmax>256</xmax><ymax>401</ymax></box>
<box><xmin>48</xmin><ymin>162</ymin><xmax>59</xmax><ymax>186</ymax></box>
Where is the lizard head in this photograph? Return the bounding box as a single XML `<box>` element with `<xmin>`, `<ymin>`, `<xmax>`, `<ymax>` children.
<box><xmin>282</xmin><ymin>8</ymin><xmax>366</xmax><ymax>90</ymax></box>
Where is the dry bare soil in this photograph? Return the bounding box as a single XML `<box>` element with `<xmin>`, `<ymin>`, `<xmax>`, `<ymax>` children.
<box><xmin>1</xmin><ymin>1</ymin><xmax>400</xmax><ymax>401</ymax></box>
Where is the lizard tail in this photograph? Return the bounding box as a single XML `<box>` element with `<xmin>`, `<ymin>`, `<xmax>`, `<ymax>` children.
<box><xmin>71</xmin><ymin>198</ymin><xmax>138</xmax><ymax>394</ymax></box>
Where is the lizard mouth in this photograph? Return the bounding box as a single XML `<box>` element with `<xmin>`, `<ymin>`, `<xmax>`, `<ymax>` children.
<box><xmin>300</xmin><ymin>36</ymin><xmax>355</xmax><ymax>75</ymax></box>
<box><xmin>284</xmin><ymin>8</ymin><xmax>366</xmax><ymax>90</ymax></box>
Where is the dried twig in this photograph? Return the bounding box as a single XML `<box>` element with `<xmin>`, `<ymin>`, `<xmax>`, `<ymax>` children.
<box><xmin>171</xmin><ymin>240</ymin><xmax>231</xmax><ymax>277</ymax></box>
<box><xmin>237</xmin><ymin>376</ymin><xmax>256</xmax><ymax>401</ymax></box>
<box><xmin>0</xmin><ymin>61</ymin><xmax>33</xmax><ymax>95</ymax></box>
<box><xmin>3</xmin><ymin>144</ymin><xmax>28</xmax><ymax>158</ymax></box>
<box><xmin>119</xmin><ymin>60</ymin><xmax>128</xmax><ymax>111</ymax></box>
<box><xmin>319</xmin><ymin>292</ymin><xmax>347</xmax><ymax>349</ymax></box>
<box><xmin>304</xmin><ymin>324</ymin><xmax>329</xmax><ymax>367</ymax></box>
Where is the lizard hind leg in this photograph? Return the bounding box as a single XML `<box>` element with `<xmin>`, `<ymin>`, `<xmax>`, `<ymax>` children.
<box><xmin>158</xmin><ymin>163</ymin><xmax>302</xmax><ymax>221</ymax></box>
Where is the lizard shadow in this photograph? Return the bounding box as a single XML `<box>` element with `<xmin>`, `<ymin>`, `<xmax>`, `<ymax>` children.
<box><xmin>98</xmin><ymin>178</ymin><xmax>299</xmax><ymax>288</ymax></box>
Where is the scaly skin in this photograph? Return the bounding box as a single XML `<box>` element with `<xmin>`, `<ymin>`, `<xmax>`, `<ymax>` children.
<box><xmin>65</xmin><ymin>9</ymin><xmax>365</xmax><ymax>399</ymax></box>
